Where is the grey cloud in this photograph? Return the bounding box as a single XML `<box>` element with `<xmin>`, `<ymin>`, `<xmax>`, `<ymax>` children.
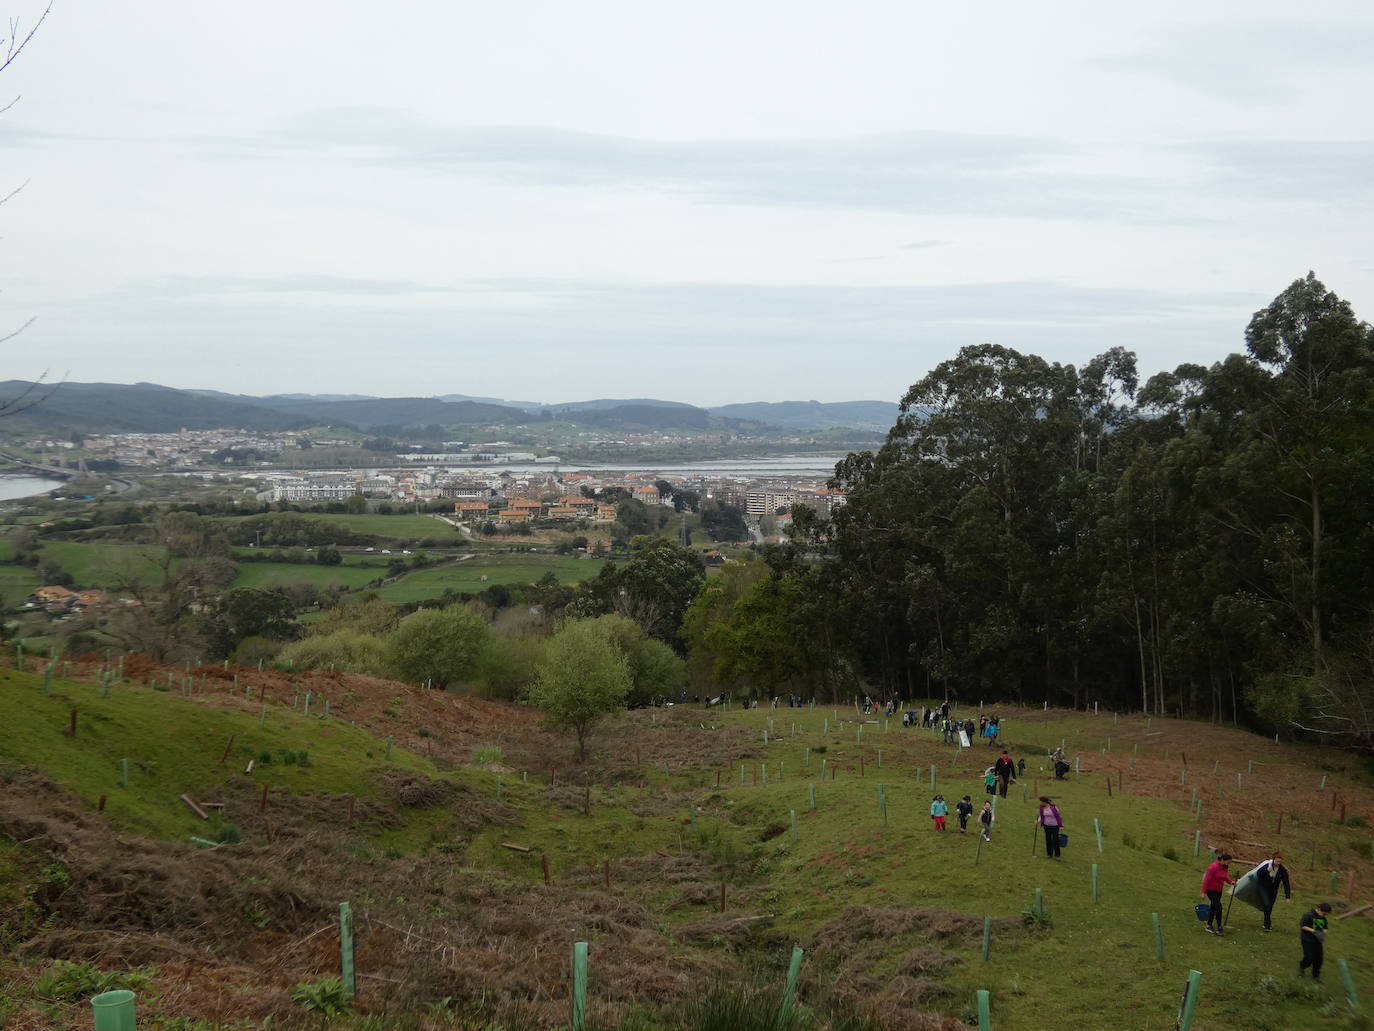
<box><xmin>41</xmin><ymin>276</ymin><xmax>1259</xmax><ymax>399</ymax></box>
<box><xmin>1097</xmin><ymin>20</ymin><xmax>1374</xmax><ymax>105</ymax></box>
<box><xmin>269</xmin><ymin>109</ymin><xmax>1165</xmax><ymax>222</ymax></box>
<box><xmin>1177</xmin><ymin>140</ymin><xmax>1374</xmax><ymax>204</ymax></box>
<box><xmin>116</xmin><ymin>274</ymin><xmax>453</xmax><ymax>300</ymax></box>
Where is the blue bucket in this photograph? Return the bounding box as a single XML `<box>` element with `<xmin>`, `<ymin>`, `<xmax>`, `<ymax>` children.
<box><xmin>1058</xmin><ymin>832</ymin><xmax>1069</xmax><ymax>848</ymax></box>
<box><xmin>1195</xmin><ymin>903</ymin><xmax>1211</xmax><ymax>922</ymax></box>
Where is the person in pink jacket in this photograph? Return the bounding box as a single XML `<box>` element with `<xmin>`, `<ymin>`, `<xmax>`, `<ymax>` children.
<box><xmin>1201</xmin><ymin>852</ymin><xmax>1236</xmax><ymax>935</ymax></box>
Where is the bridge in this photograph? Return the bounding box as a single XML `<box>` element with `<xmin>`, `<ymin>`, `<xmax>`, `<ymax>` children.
<box><xmin>0</xmin><ymin>450</ymin><xmax>75</xmax><ymax>478</ymax></box>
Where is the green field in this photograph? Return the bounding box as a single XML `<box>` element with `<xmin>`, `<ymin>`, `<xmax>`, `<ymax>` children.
<box><xmin>287</xmin><ymin>512</ymin><xmax>461</xmax><ymax>541</ymax></box>
<box><xmin>373</xmin><ymin>554</ymin><xmax>607</xmax><ymax>603</ymax></box>
<box><xmin>231</xmin><ymin>561</ymin><xmax>383</xmax><ymax>592</ymax></box>
<box><xmin>36</xmin><ymin>540</ymin><xmax>168</xmax><ymax>588</ymax></box>
<box><xmin>0</xmin><ymin>563</ymin><xmax>39</xmax><ymax>608</ymax></box>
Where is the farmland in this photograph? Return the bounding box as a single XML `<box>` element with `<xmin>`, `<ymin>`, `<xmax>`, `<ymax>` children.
<box><xmin>371</xmin><ymin>554</ymin><xmax>607</xmax><ymax>603</ymax></box>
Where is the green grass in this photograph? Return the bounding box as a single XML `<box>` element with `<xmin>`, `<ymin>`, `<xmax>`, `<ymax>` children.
<box><xmin>6</xmin><ymin>669</ymin><xmax>1374</xmax><ymax>1030</ymax></box>
<box><xmin>231</xmin><ymin>562</ymin><xmax>381</xmax><ymax>592</ymax></box>
<box><xmin>277</xmin><ymin>513</ymin><xmax>461</xmax><ymax>541</ymax></box>
<box><xmin>372</xmin><ymin>554</ymin><xmax>606</xmax><ymax>603</ymax></box>
<box><xmin>457</xmin><ymin>703</ymin><xmax>1374</xmax><ymax>1030</ymax></box>
<box><xmin>0</xmin><ymin>669</ymin><xmax>442</xmax><ymax>848</ymax></box>
<box><xmin>0</xmin><ymin>563</ymin><xmax>39</xmax><ymax>608</ymax></box>
<box><xmin>36</xmin><ymin>541</ymin><xmax>168</xmax><ymax>588</ymax></box>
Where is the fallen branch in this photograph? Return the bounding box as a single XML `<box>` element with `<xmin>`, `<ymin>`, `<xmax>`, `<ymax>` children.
<box><xmin>1337</xmin><ymin>904</ymin><xmax>1372</xmax><ymax>921</ymax></box>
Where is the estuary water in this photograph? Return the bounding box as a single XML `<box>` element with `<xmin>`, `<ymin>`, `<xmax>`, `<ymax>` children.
<box><xmin>0</xmin><ymin>475</ymin><xmax>65</xmax><ymax>501</ymax></box>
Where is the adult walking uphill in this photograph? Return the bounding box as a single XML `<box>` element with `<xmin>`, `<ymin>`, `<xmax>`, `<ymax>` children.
<box><xmin>1200</xmin><ymin>853</ymin><xmax>1236</xmax><ymax>936</ymax></box>
<box><xmin>1238</xmin><ymin>852</ymin><xmax>1292</xmax><ymax>932</ymax></box>
<box><xmin>994</xmin><ymin>750</ymin><xmax>1014</xmax><ymax>797</ymax></box>
<box><xmin>1036</xmin><ymin>795</ymin><xmax>1064</xmax><ymax>859</ymax></box>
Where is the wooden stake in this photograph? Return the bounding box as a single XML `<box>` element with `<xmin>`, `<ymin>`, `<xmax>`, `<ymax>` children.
<box><xmin>219</xmin><ymin>734</ymin><xmax>236</xmax><ymax>764</ymax></box>
<box><xmin>260</xmin><ymin>783</ymin><xmax>269</xmax><ymax>812</ymax></box>
<box><xmin>500</xmin><ymin>842</ymin><xmax>532</xmax><ymax>852</ymax></box>
<box><xmin>542</xmin><ymin>854</ymin><xmax>551</xmax><ymax>885</ymax></box>
<box><xmin>603</xmin><ymin>859</ymin><xmax>610</xmax><ymax>888</ymax></box>
<box><xmin>97</xmin><ymin>795</ymin><xmax>106</xmax><ymax>812</ymax></box>
<box><xmin>180</xmin><ymin>794</ymin><xmax>209</xmax><ymax>820</ymax></box>
<box><xmin>347</xmin><ymin>795</ymin><xmax>356</xmax><ymax>824</ymax></box>
<box><xmin>719</xmin><ymin>881</ymin><xmax>727</xmax><ymax>913</ymax></box>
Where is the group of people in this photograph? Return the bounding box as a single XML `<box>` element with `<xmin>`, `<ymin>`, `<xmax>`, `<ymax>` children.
<box><xmin>978</xmin><ymin>713</ymin><xmax>1002</xmax><ymax>745</ymax></box>
<box><xmin>1201</xmin><ymin>851</ymin><xmax>1335</xmax><ymax>982</ymax></box>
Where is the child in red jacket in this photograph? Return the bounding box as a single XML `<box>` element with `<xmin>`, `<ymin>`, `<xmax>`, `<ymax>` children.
<box><xmin>1200</xmin><ymin>853</ymin><xmax>1236</xmax><ymax>935</ymax></box>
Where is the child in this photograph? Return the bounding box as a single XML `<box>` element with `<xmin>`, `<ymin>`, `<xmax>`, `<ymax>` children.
<box><xmin>984</xmin><ymin>768</ymin><xmax>997</xmax><ymax>796</ymax></box>
<box><xmin>930</xmin><ymin>794</ymin><xmax>948</xmax><ymax>832</ymax></box>
<box><xmin>955</xmin><ymin>795</ymin><xmax>974</xmax><ymax>834</ymax></box>
<box><xmin>979</xmin><ymin>801</ymin><xmax>995</xmax><ymax>841</ymax></box>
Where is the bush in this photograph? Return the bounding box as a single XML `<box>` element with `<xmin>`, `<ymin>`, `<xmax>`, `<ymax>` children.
<box><xmin>278</xmin><ymin>630</ymin><xmax>389</xmax><ymax>677</ymax></box>
<box><xmin>472</xmin><ymin>745</ymin><xmax>504</xmax><ymax>768</ymax></box>
<box><xmin>290</xmin><ymin>977</ymin><xmax>352</xmax><ymax>1018</ymax></box>
<box><xmin>385</xmin><ymin>605</ymin><xmax>490</xmax><ymax>688</ymax></box>
<box><xmin>33</xmin><ymin>960</ymin><xmax>154</xmax><ymax>1002</ymax></box>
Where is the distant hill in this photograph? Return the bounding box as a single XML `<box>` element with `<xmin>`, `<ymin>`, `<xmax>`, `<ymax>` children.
<box><xmin>707</xmin><ymin>400</ymin><xmax>898</xmax><ymax>432</ymax></box>
<box><xmin>540</xmin><ymin>398</ymin><xmax>697</xmax><ymax>415</ymax></box>
<box><xmin>251</xmin><ymin>396</ymin><xmax>526</xmax><ymax>430</ymax></box>
<box><xmin>0</xmin><ymin>381</ymin><xmax>310</xmax><ymax>433</ymax></box>
<box><xmin>0</xmin><ymin>382</ymin><xmax>894</xmax><ymax>436</ymax></box>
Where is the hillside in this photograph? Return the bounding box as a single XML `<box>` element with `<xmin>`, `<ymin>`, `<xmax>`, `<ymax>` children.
<box><xmin>0</xmin><ymin>382</ymin><xmax>310</xmax><ymax>434</ymax></box>
<box><xmin>708</xmin><ymin>400</ymin><xmax>900</xmax><ymax>432</ymax></box>
<box><xmin>2</xmin><ymin>659</ymin><xmax>1373</xmax><ymax>1030</ymax></box>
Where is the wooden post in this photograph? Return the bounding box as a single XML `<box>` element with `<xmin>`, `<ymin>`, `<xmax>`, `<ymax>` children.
<box><xmin>719</xmin><ymin>881</ymin><xmax>726</xmax><ymax>913</ymax></box>
<box><xmin>219</xmin><ymin>735</ymin><xmax>235</xmax><ymax>764</ymax></box>
<box><xmin>97</xmin><ymin>795</ymin><xmax>106</xmax><ymax>812</ymax></box>
<box><xmin>603</xmin><ymin>859</ymin><xmax>610</xmax><ymax>888</ymax></box>
<box><xmin>347</xmin><ymin>795</ymin><xmax>356</xmax><ymax>824</ymax></box>
<box><xmin>542</xmin><ymin>854</ymin><xmax>551</xmax><ymax>885</ymax></box>
<box><xmin>67</xmin><ymin>708</ymin><xmax>77</xmax><ymax>737</ymax></box>
<box><xmin>260</xmin><ymin>783</ymin><xmax>269</xmax><ymax>811</ymax></box>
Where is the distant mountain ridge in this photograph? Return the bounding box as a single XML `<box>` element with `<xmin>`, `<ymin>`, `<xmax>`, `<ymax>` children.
<box><xmin>0</xmin><ymin>382</ymin><xmax>895</xmax><ymax>435</ymax></box>
<box><xmin>707</xmin><ymin>400</ymin><xmax>898</xmax><ymax>432</ymax></box>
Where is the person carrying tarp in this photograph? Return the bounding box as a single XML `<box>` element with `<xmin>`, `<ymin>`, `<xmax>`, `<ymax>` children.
<box><xmin>1255</xmin><ymin>852</ymin><xmax>1293</xmax><ymax>931</ymax></box>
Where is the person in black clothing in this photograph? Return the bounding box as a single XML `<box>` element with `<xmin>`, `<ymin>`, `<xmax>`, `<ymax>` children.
<box><xmin>1256</xmin><ymin>852</ymin><xmax>1292</xmax><ymax>931</ymax></box>
<box><xmin>955</xmin><ymin>795</ymin><xmax>974</xmax><ymax>834</ymax></box>
<box><xmin>1299</xmin><ymin>902</ymin><xmax>1333</xmax><ymax>981</ymax></box>
<box><xmin>993</xmin><ymin>751</ymin><xmax>1014</xmax><ymax>797</ymax></box>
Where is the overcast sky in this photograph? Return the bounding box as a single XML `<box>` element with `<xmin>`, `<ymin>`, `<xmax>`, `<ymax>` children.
<box><xmin>3</xmin><ymin>2</ymin><xmax>1372</xmax><ymax>406</ymax></box>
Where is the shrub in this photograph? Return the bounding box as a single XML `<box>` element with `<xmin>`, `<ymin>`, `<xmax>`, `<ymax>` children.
<box><xmin>290</xmin><ymin>977</ymin><xmax>352</xmax><ymax>1018</ymax></box>
<box><xmin>33</xmin><ymin>960</ymin><xmax>154</xmax><ymax>1002</ymax></box>
<box><xmin>278</xmin><ymin>630</ymin><xmax>389</xmax><ymax>677</ymax></box>
<box><xmin>472</xmin><ymin>745</ymin><xmax>504</xmax><ymax>768</ymax></box>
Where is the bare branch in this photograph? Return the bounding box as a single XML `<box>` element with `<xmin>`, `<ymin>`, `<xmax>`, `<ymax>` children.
<box><xmin>0</xmin><ymin>2</ymin><xmax>51</xmax><ymax>77</ymax></box>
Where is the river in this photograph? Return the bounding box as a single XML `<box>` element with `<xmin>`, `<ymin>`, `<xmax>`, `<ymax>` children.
<box><xmin>0</xmin><ymin>475</ymin><xmax>66</xmax><ymax>501</ymax></box>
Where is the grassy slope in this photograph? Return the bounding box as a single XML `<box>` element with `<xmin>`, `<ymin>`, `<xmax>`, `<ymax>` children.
<box><xmin>0</xmin><ymin>669</ymin><xmax>442</xmax><ymax>849</ymax></box>
<box><xmin>4</xmin><ymin>669</ymin><xmax>1373</xmax><ymax>1029</ymax></box>
<box><xmin>462</xmin><ymin>706</ymin><xmax>1374</xmax><ymax>1030</ymax></box>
